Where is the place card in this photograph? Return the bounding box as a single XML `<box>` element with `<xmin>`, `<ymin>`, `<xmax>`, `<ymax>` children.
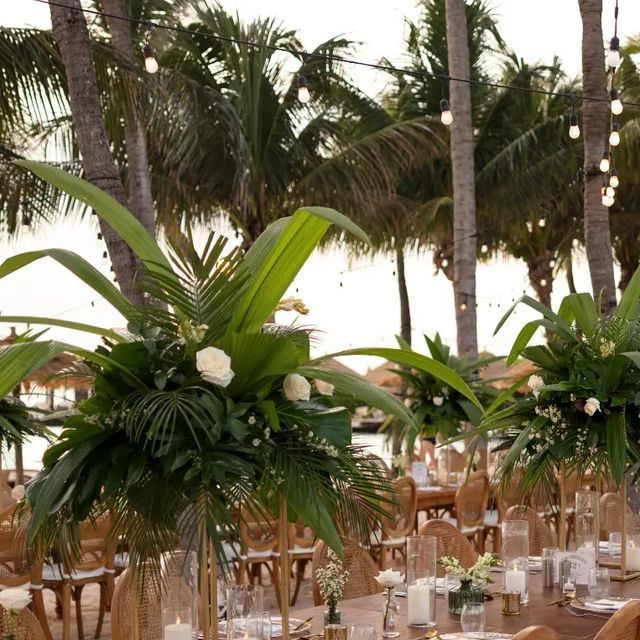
<box><xmin>555</xmin><ymin>550</ymin><xmax>596</xmax><ymax>585</ymax></box>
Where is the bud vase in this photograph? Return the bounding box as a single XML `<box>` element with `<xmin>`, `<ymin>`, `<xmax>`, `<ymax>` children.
<box><xmin>448</xmin><ymin>579</ymin><xmax>483</xmax><ymax>615</ymax></box>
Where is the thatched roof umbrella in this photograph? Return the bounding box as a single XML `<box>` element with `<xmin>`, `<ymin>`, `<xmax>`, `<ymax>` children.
<box><xmin>363</xmin><ymin>361</ymin><xmax>403</xmax><ymax>396</ymax></box>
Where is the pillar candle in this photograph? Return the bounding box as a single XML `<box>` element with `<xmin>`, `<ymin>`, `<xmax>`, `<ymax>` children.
<box><xmin>164</xmin><ymin>618</ymin><xmax>192</xmax><ymax>640</ymax></box>
<box><xmin>627</xmin><ymin>544</ymin><xmax>640</xmax><ymax>572</ymax></box>
<box><xmin>407</xmin><ymin>582</ymin><xmax>430</xmax><ymax>626</ymax></box>
<box><xmin>504</xmin><ymin>568</ymin><xmax>526</xmax><ymax>595</ymax></box>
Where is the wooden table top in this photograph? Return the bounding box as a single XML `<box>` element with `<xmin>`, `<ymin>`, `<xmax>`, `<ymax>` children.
<box><xmin>292</xmin><ymin>573</ymin><xmax>640</xmax><ymax>640</ymax></box>
<box><xmin>416</xmin><ymin>486</ymin><xmax>458</xmax><ymax>510</ymax></box>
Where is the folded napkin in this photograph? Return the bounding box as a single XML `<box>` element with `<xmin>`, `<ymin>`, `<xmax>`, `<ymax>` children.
<box><xmin>584</xmin><ymin>599</ymin><xmax>633</xmax><ymax>611</ymax></box>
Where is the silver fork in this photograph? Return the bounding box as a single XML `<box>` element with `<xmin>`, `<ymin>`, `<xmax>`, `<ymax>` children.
<box><xmin>564</xmin><ymin>605</ymin><xmax>611</xmax><ymax>620</ymax></box>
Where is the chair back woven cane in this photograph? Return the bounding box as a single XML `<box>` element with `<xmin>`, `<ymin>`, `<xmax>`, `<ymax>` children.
<box><xmin>594</xmin><ymin>600</ymin><xmax>640</xmax><ymax>640</ymax></box>
<box><xmin>417</xmin><ymin>519</ymin><xmax>477</xmax><ymax>576</ymax></box>
<box><xmin>600</xmin><ymin>492</ymin><xmax>636</xmax><ymax>540</ymax></box>
<box><xmin>311</xmin><ymin>539</ymin><xmax>383</xmax><ymax>606</ymax></box>
<box><xmin>512</xmin><ymin>626</ymin><xmax>558</xmax><ymax>640</ymax></box>
<box><xmin>0</xmin><ymin>605</ymin><xmax>47</xmax><ymax>640</ymax></box>
<box><xmin>454</xmin><ymin>471</ymin><xmax>489</xmax><ymax>530</ymax></box>
<box><xmin>381</xmin><ymin>477</ymin><xmax>417</xmax><ymax>539</ymax></box>
<box><xmin>239</xmin><ymin>505</ymin><xmax>279</xmax><ymax>555</ymax></box>
<box><xmin>0</xmin><ymin>505</ymin><xmax>40</xmax><ymax>587</ymax></box>
<box><xmin>504</xmin><ymin>505</ymin><xmax>555</xmax><ymax>556</ymax></box>
<box><xmin>111</xmin><ymin>567</ymin><xmax>162</xmax><ymax>640</ymax></box>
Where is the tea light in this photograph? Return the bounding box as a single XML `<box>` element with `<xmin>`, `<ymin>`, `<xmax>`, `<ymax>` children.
<box><xmin>407</xmin><ymin>582</ymin><xmax>430</xmax><ymax>626</ymax></box>
<box><xmin>501</xmin><ymin>591</ymin><xmax>521</xmax><ymax>615</ymax></box>
<box><xmin>164</xmin><ymin>616</ymin><xmax>192</xmax><ymax>640</ymax></box>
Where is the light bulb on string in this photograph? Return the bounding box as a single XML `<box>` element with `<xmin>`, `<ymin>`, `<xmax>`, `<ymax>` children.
<box><xmin>610</xmin><ymin>88</ymin><xmax>623</xmax><ymax>115</ymax></box>
<box><xmin>606</xmin><ymin>36</ymin><xmax>621</xmax><ymax>69</ymax></box>
<box><xmin>460</xmin><ymin>301</ymin><xmax>467</xmax><ymax>311</ymax></box>
<box><xmin>540</xmin><ymin>278</ymin><xmax>547</xmax><ymax>287</ymax></box>
<box><xmin>600</xmin><ymin>152</ymin><xmax>610</xmax><ymax>173</ymax></box>
<box><xmin>549</xmin><ymin>259</ymin><xmax>556</xmax><ymax>268</ymax></box>
<box><xmin>568</xmin><ymin>112</ymin><xmax>580</xmax><ymax>139</ymax></box>
<box><xmin>143</xmin><ymin>44</ymin><xmax>158</xmax><ymax>73</ymax></box>
<box><xmin>297</xmin><ymin>76</ymin><xmax>310</xmax><ymax>103</ymax></box>
<box><xmin>606</xmin><ymin>185</ymin><xmax>615</xmax><ymax>198</ymax></box>
<box><xmin>538</xmin><ymin>215</ymin><xmax>546</xmax><ymax>228</ymax></box>
<box><xmin>609</xmin><ymin>122</ymin><xmax>621</xmax><ymax>146</ymax></box>
<box><xmin>610</xmin><ymin>169</ymin><xmax>620</xmax><ymax>189</ymax></box>
<box><xmin>101</xmin><ymin>250</ymin><xmax>108</xmax><ymax>265</ymax></box>
<box><xmin>439</xmin><ymin>99</ymin><xmax>453</xmax><ymax>126</ymax></box>
<box><xmin>603</xmin><ymin>195</ymin><xmax>615</xmax><ymax>208</ymax></box>
<box><xmin>480</xmin><ymin>244</ymin><xmax>488</xmax><ymax>254</ymax></box>
<box><xmin>441</xmin><ymin>258</ymin><xmax>449</xmax><ymax>268</ymax></box>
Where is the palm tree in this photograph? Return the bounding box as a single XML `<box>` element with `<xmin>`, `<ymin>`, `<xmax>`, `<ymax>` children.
<box><xmin>445</xmin><ymin>0</ymin><xmax>479</xmax><ymax>359</ymax></box>
<box><xmin>578</xmin><ymin>0</ymin><xmax>616</xmax><ymax>311</ymax></box>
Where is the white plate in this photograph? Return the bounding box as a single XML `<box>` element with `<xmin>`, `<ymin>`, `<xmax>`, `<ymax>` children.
<box><xmin>439</xmin><ymin>633</ymin><xmax>512</xmax><ymax>640</ymax></box>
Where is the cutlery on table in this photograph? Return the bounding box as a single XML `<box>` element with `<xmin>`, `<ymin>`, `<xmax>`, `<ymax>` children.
<box><xmin>293</xmin><ymin>617</ymin><xmax>314</xmax><ymax>631</ymax></box>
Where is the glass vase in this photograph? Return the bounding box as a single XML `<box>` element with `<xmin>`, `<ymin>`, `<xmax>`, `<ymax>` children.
<box><xmin>406</xmin><ymin>535</ymin><xmax>436</xmax><ymax>628</ymax></box>
<box><xmin>160</xmin><ymin>549</ymin><xmax>198</xmax><ymax>633</ymax></box>
<box><xmin>382</xmin><ymin>587</ymin><xmax>399</xmax><ymax>637</ymax></box>
<box><xmin>324</xmin><ymin>608</ymin><xmax>341</xmax><ymax>625</ymax></box>
<box><xmin>576</xmin><ymin>489</ymin><xmax>599</xmax><ymax>553</ymax></box>
<box><xmin>227</xmin><ymin>585</ymin><xmax>264</xmax><ymax>640</ymax></box>
<box><xmin>501</xmin><ymin>519</ymin><xmax>529</xmax><ymax>604</ymax></box>
<box><xmin>447</xmin><ymin>580</ymin><xmax>483</xmax><ymax>615</ymax></box>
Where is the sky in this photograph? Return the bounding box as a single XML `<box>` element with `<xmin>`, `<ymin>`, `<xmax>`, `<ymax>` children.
<box><xmin>0</xmin><ymin>0</ymin><xmax>637</xmax><ymax>373</ymax></box>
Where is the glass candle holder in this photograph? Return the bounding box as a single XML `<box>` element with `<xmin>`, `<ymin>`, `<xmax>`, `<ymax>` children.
<box><xmin>161</xmin><ymin>550</ymin><xmax>198</xmax><ymax>632</ymax></box>
<box><xmin>406</xmin><ymin>535</ymin><xmax>436</xmax><ymax>628</ymax></box>
<box><xmin>163</xmin><ymin>607</ymin><xmax>192</xmax><ymax>640</ymax></box>
<box><xmin>227</xmin><ymin>585</ymin><xmax>264</xmax><ymax>640</ymax></box>
<box><xmin>542</xmin><ymin>547</ymin><xmax>558</xmax><ymax>588</ymax></box>
<box><xmin>501</xmin><ymin>591</ymin><xmax>521</xmax><ymax>616</ymax></box>
<box><xmin>501</xmin><ymin>520</ymin><xmax>529</xmax><ymax>604</ymax></box>
<box><xmin>575</xmin><ymin>489</ymin><xmax>599</xmax><ymax>552</ymax></box>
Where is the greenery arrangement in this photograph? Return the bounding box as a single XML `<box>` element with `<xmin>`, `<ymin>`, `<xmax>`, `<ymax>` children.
<box><xmin>438</xmin><ymin>552</ymin><xmax>498</xmax><ymax>586</ymax></box>
<box><xmin>464</xmin><ymin>277</ymin><xmax>640</xmax><ymax>495</ymax></box>
<box><xmin>398</xmin><ymin>333</ymin><xmax>499</xmax><ymax>442</ymax></box>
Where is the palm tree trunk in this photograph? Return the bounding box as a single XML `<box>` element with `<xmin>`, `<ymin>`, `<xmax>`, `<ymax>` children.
<box><xmin>49</xmin><ymin>0</ymin><xmax>145</xmax><ymax>305</ymax></box>
<box><xmin>101</xmin><ymin>0</ymin><xmax>155</xmax><ymax>237</ymax></box>
<box><xmin>445</xmin><ymin>0</ymin><xmax>478</xmax><ymax>359</ymax></box>
<box><xmin>579</xmin><ymin>0</ymin><xmax>616</xmax><ymax>312</ymax></box>
<box><xmin>526</xmin><ymin>253</ymin><xmax>554</xmax><ymax>343</ymax></box>
<box><xmin>396</xmin><ymin>245</ymin><xmax>412</xmax><ymax>347</ymax></box>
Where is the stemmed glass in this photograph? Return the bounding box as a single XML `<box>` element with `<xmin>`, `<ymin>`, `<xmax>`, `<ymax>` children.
<box><xmin>460</xmin><ymin>603</ymin><xmax>486</xmax><ymax>633</ymax></box>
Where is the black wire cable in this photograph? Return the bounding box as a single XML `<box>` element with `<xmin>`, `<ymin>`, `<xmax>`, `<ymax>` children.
<box><xmin>31</xmin><ymin>0</ymin><xmax>640</xmax><ymax>110</ymax></box>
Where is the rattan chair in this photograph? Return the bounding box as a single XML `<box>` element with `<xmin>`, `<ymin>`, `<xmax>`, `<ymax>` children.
<box><xmin>111</xmin><ymin>567</ymin><xmax>162</xmax><ymax>640</ymax></box>
<box><xmin>376</xmin><ymin>477</ymin><xmax>417</xmax><ymax>569</ymax></box>
<box><xmin>417</xmin><ymin>519</ymin><xmax>478</xmax><ymax>577</ymax></box>
<box><xmin>600</xmin><ymin>492</ymin><xmax>636</xmax><ymax>540</ymax></box>
<box><xmin>311</xmin><ymin>539</ymin><xmax>383</xmax><ymax>606</ymax></box>
<box><xmin>446</xmin><ymin>471</ymin><xmax>490</xmax><ymax>552</ymax></box>
<box><xmin>43</xmin><ymin>515</ymin><xmax>115</xmax><ymax>640</ymax></box>
<box><xmin>0</xmin><ymin>604</ymin><xmax>48</xmax><ymax>640</ymax></box>
<box><xmin>504</xmin><ymin>505</ymin><xmax>555</xmax><ymax>556</ymax></box>
<box><xmin>594</xmin><ymin>600</ymin><xmax>640</xmax><ymax>640</ymax></box>
<box><xmin>512</xmin><ymin>626</ymin><xmax>558</xmax><ymax>640</ymax></box>
<box><xmin>0</xmin><ymin>505</ymin><xmax>50</xmax><ymax>640</ymax></box>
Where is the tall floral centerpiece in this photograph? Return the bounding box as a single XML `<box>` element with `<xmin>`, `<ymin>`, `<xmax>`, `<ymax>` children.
<box><xmin>315</xmin><ymin>550</ymin><xmax>349</xmax><ymax>625</ymax></box>
<box><xmin>439</xmin><ymin>553</ymin><xmax>497</xmax><ymax>614</ymax></box>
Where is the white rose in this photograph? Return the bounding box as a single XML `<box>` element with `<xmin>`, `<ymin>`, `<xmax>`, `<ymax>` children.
<box><xmin>528</xmin><ymin>374</ymin><xmax>545</xmax><ymax>399</ymax></box>
<box><xmin>432</xmin><ymin>396</ymin><xmax>444</xmax><ymax>407</ymax></box>
<box><xmin>10</xmin><ymin>485</ymin><xmax>25</xmax><ymax>501</ymax></box>
<box><xmin>375</xmin><ymin>569</ymin><xmax>404</xmax><ymax>588</ymax></box>
<box><xmin>584</xmin><ymin>397</ymin><xmax>601</xmax><ymax>416</ymax></box>
<box><xmin>315</xmin><ymin>380</ymin><xmax>335</xmax><ymax>396</ymax></box>
<box><xmin>195</xmin><ymin>347</ymin><xmax>234</xmax><ymax>388</ymax></box>
<box><xmin>0</xmin><ymin>586</ymin><xmax>31</xmax><ymax>611</ymax></box>
<box><xmin>283</xmin><ymin>374</ymin><xmax>311</xmax><ymax>401</ymax></box>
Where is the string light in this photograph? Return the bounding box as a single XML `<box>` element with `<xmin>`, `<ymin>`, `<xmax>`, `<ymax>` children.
<box><xmin>102</xmin><ymin>250</ymin><xmax>108</xmax><ymax>265</ymax></box>
<box><xmin>600</xmin><ymin>152</ymin><xmax>610</xmax><ymax>173</ymax></box>
<box><xmin>606</xmin><ymin>184</ymin><xmax>615</xmax><ymax>198</ymax></box>
<box><xmin>549</xmin><ymin>259</ymin><xmax>556</xmax><ymax>268</ymax></box>
<box><xmin>297</xmin><ymin>76</ymin><xmax>310</xmax><ymax>103</ymax></box>
<box><xmin>439</xmin><ymin>99</ymin><xmax>453</xmax><ymax>126</ymax></box>
<box><xmin>480</xmin><ymin>244</ymin><xmax>488</xmax><ymax>254</ymax></box>
<box><xmin>610</xmin><ymin>88</ymin><xmax>624</xmax><ymax>115</ymax></box>
<box><xmin>460</xmin><ymin>301</ymin><xmax>467</xmax><ymax>311</ymax></box>
<box><xmin>610</xmin><ymin>169</ymin><xmax>620</xmax><ymax>189</ymax></box>
<box><xmin>607</xmin><ymin>36</ymin><xmax>621</xmax><ymax>69</ymax></box>
<box><xmin>441</xmin><ymin>258</ymin><xmax>449</xmax><ymax>268</ymax></box>
<box><xmin>568</xmin><ymin>110</ymin><xmax>580</xmax><ymax>139</ymax></box>
<box><xmin>609</xmin><ymin>122</ymin><xmax>621</xmax><ymax>146</ymax></box>
<box><xmin>538</xmin><ymin>215</ymin><xmax>546</xmax><ymax>228</ymax></box>
<box><xmin>540</xmin><ymin>278</ymin><xmax>547</xmax><ymax>287</ymax></box>
<box><xmin>143</xmin><ymin>43</ymin><xmax>158</xmax><ymax>73</ymax></box>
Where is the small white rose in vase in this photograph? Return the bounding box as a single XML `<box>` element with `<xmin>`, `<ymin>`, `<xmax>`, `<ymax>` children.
<box><xmin>375</xmin><ymin>569</ymin><xmax>404</xmax><ymax>634</ymax></box>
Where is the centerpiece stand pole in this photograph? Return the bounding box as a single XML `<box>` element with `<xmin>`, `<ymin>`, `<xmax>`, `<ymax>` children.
<box><xmin>201</xmin><ymin>520</ymin><xmax>212</xmax><ymax>640</ymax></box>
<box><xmin>131</xmin><ymin>569</ymin><xmax>140</xmax><ymax>640</ymax></box>
<box><xmin>278</xmin><ymin>494</ymin><xmax>290</xmax><ymax>640</ymax></box>
<box><xmin>210</xmin><ymin>540</ymin><xmax>218</xmax><ymax>640</ymax></box>
<box><xmin>559</xmin><ymin>463</ymin><xmax>567</xmax><ymax>550</ymax></box>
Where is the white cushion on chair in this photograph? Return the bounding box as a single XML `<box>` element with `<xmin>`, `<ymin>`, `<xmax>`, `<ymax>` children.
<box><xmin>115</xmin><ymin>552</ymin><xmax>129</xmax><ymax>569</ymax></box>
<box><xmin>242</xmin><ymin>549</ymin><xmax>275</xmax><ymax>561</ymax></box>
<box><xmin>443</xmin><ymin>517</ymin><xmax>480</xmax><ymax>535</ymax></box>
<box><xmin>369</xmin><ymin>529</ymin><xmax>383</xmax><ymax>546</ymax></box>
<box><xmin>288</xmin><ymin>544</ymin><xmax>316</xmax><ymax>556</ymax></box>
<box><xmin>42</xmin><ymin>564</ymin><xmax>106</xmax><ymax>582</ymax></box>
<box><xmin>381</xmin><ymin>535</ymin><xmax>406</xmax><ymax>547</ymax></box>
<box><xmin>484</xmin><ymin>510</ymin><xmax>499</xmax><ymax>527</ymax></box>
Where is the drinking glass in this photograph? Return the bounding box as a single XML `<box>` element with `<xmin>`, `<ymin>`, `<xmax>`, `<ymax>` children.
<box><xmin>576</xmin><ymin>490</ymin><xmax>599</xmax><ymax>551</ymax></box>
<box><xmin>588</xmin><ymin>568</ymin><xmax>611</xmax><ymax>598</ymax></box>
<box><xmin>348</xmin><ymin>624</ymin><xmax>377</xmax><ymax>640</ymax></box>
<box><xmin>460</xmin><ymin>603</ymin><xmax>485</xmax><ymax>633</ymax></box>
<box><xmin>609</xmin><ymin>532</ymin><xmax>622</xmax><ymax>558</ymax></box>
<box><xmin>227</xmin><ymin>585</ymin><xmax>264</xmax><ymax>640</ymax></box>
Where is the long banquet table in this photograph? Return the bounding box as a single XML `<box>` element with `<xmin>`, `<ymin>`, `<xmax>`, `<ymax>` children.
<box><xmin>292</xmin><ymin>573</ymin><xmax>640</xmax><ymax>639</ymax></box>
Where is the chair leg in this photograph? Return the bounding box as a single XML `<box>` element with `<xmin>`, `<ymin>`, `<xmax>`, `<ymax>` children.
<box><xmin>95</xmin><ymin>583</ymin><xmax>106</xmax><ymax>639</ymax></box>
<box><xmin>477</xmin><ymin>529</ymin><xmax>485</xmax><ymax>554</ymax></box>
<box><xmin>32</xmin><ymin>589</ymin><xmax>54</xmax><ymax>640</ymax></box>
<box><xmin>61</xmin><ymin>581</ymin><xmax>72</xmax><ymax>640</ymax></box>
<box><xmin>74</xmin><ymin>584</ymin><xmax>85</xmax><ymax>640</ymax></box>
<box><xmin>290</xmin><ymin>559</ymin><xmax>307</xmax><ymax>606</ymax></box>
<box><xmin>272</xmin><ymin>557</ymin><xmax>283</xmax><ymax>612</ymax></box>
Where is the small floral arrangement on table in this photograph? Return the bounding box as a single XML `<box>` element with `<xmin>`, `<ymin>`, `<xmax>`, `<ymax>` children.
<box><xmin>0</xmin><ymin>587</ymin><xmax>32</xmax><ymax>639</ymax></box>
<box><xmin>315</xmin><ymin>550</ymin><xmax>349</xmax><ymax>625</ymax></box>
<box><xmin>375</xmin><ymin>569</ymin><xmax>404</xmax><ymax>633</ymax></box>
<box><xmin>438</xmin><ymin>553</ymin><xmax>498</xmax><ymax>587</ymax></box>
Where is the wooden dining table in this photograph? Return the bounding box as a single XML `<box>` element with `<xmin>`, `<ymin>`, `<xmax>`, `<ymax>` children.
<box><xmin>292</xmin><ymin>573</ymin><xmax>640</xmax><ymax>639</ymax></box>
<box><xmin>415</xmin><ymin>486</ymin><xmax>458</xmax><ymax>524</ymax></box>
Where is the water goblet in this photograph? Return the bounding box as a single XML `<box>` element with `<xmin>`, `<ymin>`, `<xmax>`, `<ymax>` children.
<box><xmin>460</xmin><ymin>602</ymin><xmax>486</xmax><ymax>633</ymax></box>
